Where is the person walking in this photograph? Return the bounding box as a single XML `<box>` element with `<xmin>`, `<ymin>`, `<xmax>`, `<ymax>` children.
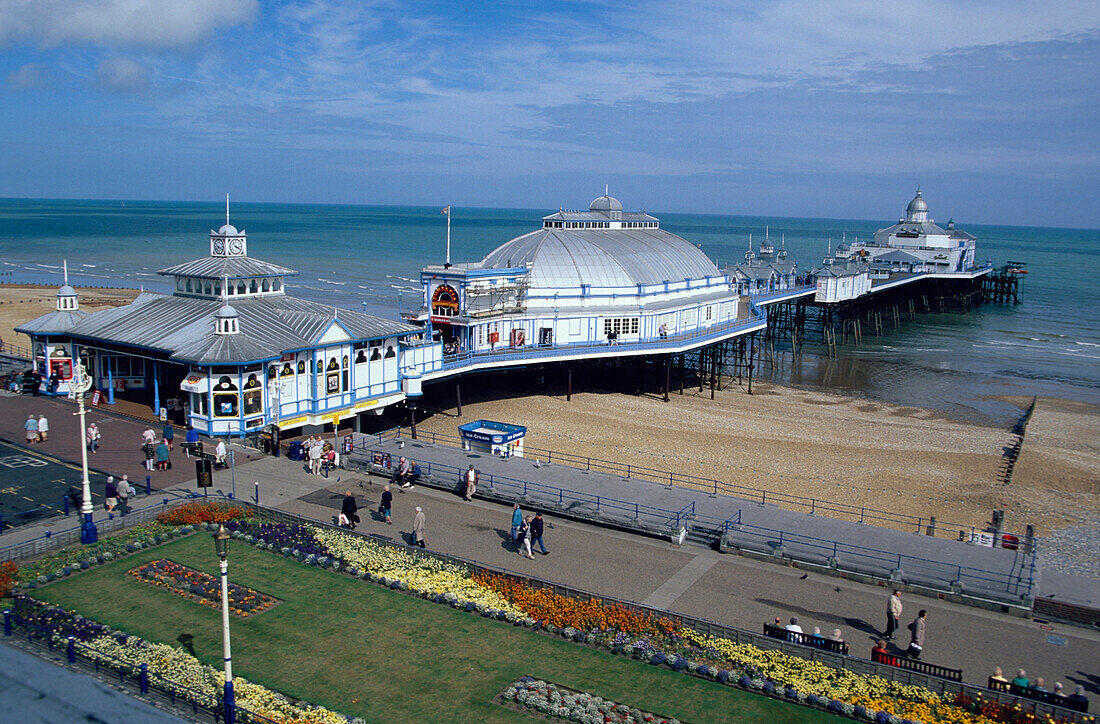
<box><xmin>143</xmin><ymin>439</ymin><xmax>156</xmax><ymax>471</ymax></box>
<box><xmin>340</xmin><ymin>490</ymin><xmax>358</xmax><ymax>530</ymax></box>
<box><xmin>116</xmin><ymin>475</ymin><xmax>133</xmax><ymax>515</ymax></box>
<box><xmin>104</xmin><ymin>476</ymin><xmax>118</xmax><ymax>513</ymax></box>
<box><xmin>24</xmin><ymin>414</ymin><xmax>39</xmax><ymax>444</ymax></box>
<box><xmin>463</xmin><ymin>464</ymin><xmax>478</xmax><ymax>501</ymax></box>
<box><xmin>184</xmin><ymin>426</ymin><xmax>199</xmax><ymax>457</ymax></box>
<box><xmin>906</xmin><ymin>610</ymin><xmax>927</xmax><ymax>659</ymax></box>
<box><xmin>510</xmin><ymin>502</ymin><xmax>523</xmax><ymax>542</ymax></box>
<box><xmin>155</xmin><ymin>439</ymin><xmax>171</xmax><ymax>471</ymax></box>
<box><xmin>37</xmin><ymin>414</ymin><xmax>49</xmax><ymax>442</ymax></box>
<box><xmin>87</xmin><ymin>422</ymin><xmax>101</xmax><ymax>454</ymax></box>
<box><xmin>885</xmin><ymin>590</ymin><xmax>902</xmax><ymax>640</ymax></box>
<box><xmin>529</xmin><ymin>511</ymin><xmax>548</xmax><ymax>555</ymax></box>
<box><xmin>518</xmin><ymin>515</ymin><xmax>534</xmax><ymax>559</ymax></box>
<box><xmin>215</xmin><ymin>439</ymin><xmax>227</xmax><ymax>469</ymax></box>
<box><xmin>308</xmin><ymin>439</ymin><xmax>322</xmax><ymax>475</ymax></box>
<box><xmin>411</xmin><ymin>506</ymin><xmax>426</xmax><ymax>548</ymax></box>
<box><xmin>162</xmin><ymin>422</ymin><xmax>174</xmax><ymax>450</ymax></box>
<box><xmin>142</xmin><ymin>428</ymin><xmax>156</xmax><ymax>445</ymax></box>
<box><xmin>380</xmin><ymin>484</ymin><xmax>393</xmax><ymax>524</ymax></box>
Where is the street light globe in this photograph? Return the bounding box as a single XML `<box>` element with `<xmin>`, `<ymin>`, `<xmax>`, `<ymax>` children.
<box><xmin>213</xmin><ymin>523</ymin><xmax>230</xmax><ymax>560</ymax></box>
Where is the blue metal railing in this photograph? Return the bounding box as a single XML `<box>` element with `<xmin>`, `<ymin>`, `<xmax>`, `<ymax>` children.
<box><xmin>2</xmin><ymin>609</ymin><xmax>278</xmax><ymax>724</ymax></box>
<box><xmin>359</xmin><ymin>444</ymin><xmax>1035</xmax><ymax>600</ymax></box>
<box><xmin>354</xmin><ymin>427</ymin><xmax>1032</xmax><ymax>544</ymax></box>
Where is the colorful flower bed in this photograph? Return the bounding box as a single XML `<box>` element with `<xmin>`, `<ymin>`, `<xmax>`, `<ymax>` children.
<box><xmin>502</xmin><ymin>677</ymin><xmax>680</xmax><ymax>724</ymax></box>
<box><xmin>7</xmin><ymin>595</ymin><xmax>354</xmax><ymax>724</ymax></box>
<box><xmin>17</xmin><ymin>521</ymin><xmax>196</xmax><ymax>584</ymax></box>
<box><xmin>129</xmin><ymin>559</ymin><xmax>279</xmax><ymax>617</ymax></box>
<box><xmin>157</xmin><ymin>502</ymin><xmax>252</xmax><ymax>525</ymax></box>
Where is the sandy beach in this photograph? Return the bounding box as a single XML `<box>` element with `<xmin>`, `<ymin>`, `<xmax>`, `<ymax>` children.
<box><xmin>0</xmin><ymin>283</ymin><xmax>138</xmax><ymax>351</ymax></box>
<box><xmin>414</xmin><ymin>381</ymin><xmax>1100</xmax><ymax>548</ymax></box>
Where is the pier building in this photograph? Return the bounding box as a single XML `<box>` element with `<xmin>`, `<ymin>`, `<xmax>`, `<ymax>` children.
<box><xmin>17</xmin><ymin>210</ymin><xmax>430</xmax><ymax>437</ymax></box>
<box><xmin>403</xmin><ymin>192</ymin><xmax>760</xmax><ymax>384</ymax></box>
<box><xmin>727</xmin><ymin>230</ymin><xmax>799</xmax><ymax>296</ymax></box>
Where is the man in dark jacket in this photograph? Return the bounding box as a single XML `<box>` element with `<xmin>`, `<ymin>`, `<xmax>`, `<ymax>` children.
<box><xmin>530</xmin><ymin>512</ymin><xmax>548</xmax><ymax>555</ymax></box>
<box><xmin>340</xmin><ymin>490</ymin><xmax>358</xmax><ymax>530</ymax></box>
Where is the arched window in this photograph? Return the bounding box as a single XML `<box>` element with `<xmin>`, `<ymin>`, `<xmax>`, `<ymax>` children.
<box><xmin>342</xmin><ymin>355</ymin><xmax>349</xmax><ymax>368</ymax></box>
<box><xmin>267</xmin><ymin>366</ymin><xmax>277</xmax><ymax>380</ymax></box>
<box><xmin>297</xmin><ymin>360</ymin><xmax>306</xmax><ymax>374</ymax></box>
<box><xmin>384</xmin><ymin>345</ymin><xmax>396</xmax><ymax>359</ymax></box>
<box><xmin>316</xmin><ymin>360</ymin><xmax>323</xmax><ymax>373</ymax></box>
<box><xmin>355</xmin><ymin>350</ymin><xmax>367</xmax><ymax>363</ymax></box>
<box><xmin>272</xmin><ymin>279</ymin><xmax>281</xmax><ymax>291</ymax></box>
<box><xmin>250</xmin><ymin>279</ymin><xmax>259</xmax><ymax>294</ymax></box>
<box><xmin>262</xmin><ymin>279</ymin><xmax>271</xmax><ymax>292</ymax></box>
<box><xmin>370</xmin><ymin>348</ymin><xmax>382</xmax><ymax>361</ymax></box>
<box><xmin>327</xmin><ymin>357</ymin><xmax>339</xmax><ymax>371</ymax></box>
<box><xmin>281</xmin><ymin>363</ymin><xmax>294</xmax><ymax>377</ymax></box>
<box><xmin>185</xmin><ymin>279</ymin><xmax>193</xmax><ymax>292</ymax></box>
<box><xmin>237</xmin><ymin>281</ymin><xmax>246</xmax><ymax>295</ymax></box>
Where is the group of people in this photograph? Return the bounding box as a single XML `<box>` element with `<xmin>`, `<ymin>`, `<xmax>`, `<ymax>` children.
<box><xmin>23</xmin><ymin>414</ymin><xmax>48</xmax><ymax>443</ymax></box>
<box><xmin>339</xmin><ymin>487</ymin><xmax>425</xmax><ymax>547</ymax></box>
<box><xmin>883</xmin><ymin>590</ymin><xmax>928</xmax><ymax>659</ymax></box>
<box><xmin>774</xmin><ymin>616</ymin><xmax>845</xmax><ymax>645</ymax></box>
<box><xmin>141</xmin><ymin>425</ymin><xmax>174</xmax><ymax>472</ymax></box>
<box><xmin>304</xmin><ymin>436</ymin><xmax>339</xmax><ymax>475</ymax></box>
<box><xmin>991</xmin><ymin>668</ymin><xmax>1090</xmax><ymax>708</ymax></box>
<box><xmin>510</xmin><ymin>503</ymin><xmax>548</xmax><ymax>559</ymax></box>
<box><xmin>103</xmin><ymin>474</ymin><xmax>134</xmax><ymax>514</ymax></box>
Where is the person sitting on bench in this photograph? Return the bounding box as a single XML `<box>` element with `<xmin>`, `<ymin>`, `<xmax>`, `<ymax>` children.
<box><xmin>393</xmin><ymin>456</ymin><xmax>415</xmax><ymax>488</ymax></box>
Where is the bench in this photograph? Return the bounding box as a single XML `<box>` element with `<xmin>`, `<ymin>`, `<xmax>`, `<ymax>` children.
<box><xmin>987</xmin><ymin>679</ymin><xmax>1090</xmax><ymax>713</ymax></box>
<box><xmin>763</xmin><ymin>623</ymin><xmax>849</xmax><ymax>655</ymax></box>
<box><xmin>871</xmin><ymin>648</ymin><xmax>962</xmax><ymax>681</ymax></box>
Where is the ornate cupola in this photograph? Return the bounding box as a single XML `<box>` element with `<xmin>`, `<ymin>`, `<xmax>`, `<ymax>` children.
<box><xmin>215</xmin><ymin>277</ymin><xmax>240</xmax><ymax>335</ymax></box>
<box><xmin>57</xmin><ymin>260</ymin><xmax>79</xmax><ymax>312</ymax></box>
<box><xmin>210</xmin><ymin>193</ymin><xmax>247</xmax><ymax>258</ymax></box>
<box><xmin>759</xmin><ymin>227</ymin><xmax>774</xmax><ymax>258</ymax></box>
<box><xmin>744</xmin><ymin>235</ymin><xmax>756</xmax><ymax>263</ymax></box>
<box><xmin>777</xmin><ymin>234</ymin><xmax>788</xmax><ymax>262</ymax></box>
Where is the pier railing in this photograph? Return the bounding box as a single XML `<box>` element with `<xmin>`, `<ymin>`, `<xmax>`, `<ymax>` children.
<box><xmin>349</xmin><ymin>437</ymin><xmax>1037</xmax><ymax>602</ymax></box>
<box><xmin>365</xmin><ymin>427</ymin><xmax>1033</xmax><ymax>545</ymax></box>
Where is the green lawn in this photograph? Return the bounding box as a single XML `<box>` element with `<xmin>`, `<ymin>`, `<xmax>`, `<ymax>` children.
<box><xmin>33</xmin><ymin>534</ymin><xmax>833</xmax><ymax>723</ymax></box>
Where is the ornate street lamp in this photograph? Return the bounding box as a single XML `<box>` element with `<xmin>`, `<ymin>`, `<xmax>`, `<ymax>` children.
<box><xmin>71</xmin><ymin>362</ymin><xmax>97</xmax><ymax>545</ymax></box>
<box><xmin>212</xmin><ymin>523</ymin><xmax>236</xmax><ymax>724</ymax></box>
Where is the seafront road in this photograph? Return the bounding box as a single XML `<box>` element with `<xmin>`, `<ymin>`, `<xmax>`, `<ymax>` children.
<box><xmin>1</xmin><ymin>391</ymin><xmax>1097</xmax><ymax>697</ymax></box>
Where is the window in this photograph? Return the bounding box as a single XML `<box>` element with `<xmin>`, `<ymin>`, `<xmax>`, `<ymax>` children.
<box><xmin>250</xmin><ymin>279</ymin><xmax>259</xmax><ymax>294</ymax></box>
<box><xmin>316</xmin><ymin>360</ymin><xmax>323</xmax><ymax>373</ymax></box>
<box><xmin>186</xmin><ymin>279</ymin><xmax>193</xmax><ymax>292</ymax></box>
<box><xmin>705</xmin><ymin>306</ymin><xmax>712</xmax><ymax>321</ymax></box>
<box><xmin>355</xmin><ymin>349</ymin><xmax>368</xmax><ymax>363</ymax></box>
<box><xmin>243</xmin><ymin>388</ymin><xmax>262</xmax><ymax>415</ymax></box>
<box><xmin>238</xmin><ymin>281</ymin><xmax>246</xmax><ymax>295</ymax></box>
<box><xmin>214</xmin><ymin>393</ymin><xmax>238</xmax><ymax>417</ymax></box>
<box><xmin>384</xmin><ymin>344</ymin><xmax>396</xmax><ymax>358</ymax></box>
<box><xmin>192</xmin><ymin>391</ymin><xmax>208</xmax><ymax>416</ymax></box>
<box><xmin>262</xmin><ymin>279</ymin><xmax>270</xmax><ymax>292</ymax></box>
<box><xmin>272</xmin><ymin>279</ymin><xmax>281</xmax><ymax>291</ymax></box>
<box><xmin>298</xmin><ymin>360</ymin><xmax>306</xmax><ymax>374</ymax></box>
<box><xmin>281</xmin><ymin>363</ymin><xmax>294</xmax><ymax>377</ymax></box>
<box><xmin>267</xmin><ymin>366</ymin><xmax>277</xmax><ymax>380</ymax></box>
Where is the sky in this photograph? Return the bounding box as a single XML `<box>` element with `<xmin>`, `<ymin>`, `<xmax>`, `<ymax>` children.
<box><xmin>1</xmin><ymin>1</ymin><xmax>1098</xmax><ymax>227</ymax></box>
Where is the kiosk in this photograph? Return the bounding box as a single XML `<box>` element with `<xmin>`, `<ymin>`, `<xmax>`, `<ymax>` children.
<box><xmin>458</xmin><ymin>420</ymin><xmax>527</xmax><ymax>458</ymax></box>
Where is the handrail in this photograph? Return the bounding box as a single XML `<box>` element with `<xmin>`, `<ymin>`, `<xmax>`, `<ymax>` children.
<box><xmin>357</xmin><ymin>446</ymin><xmax>1035</xmax><ymax>599</ymax></box>
<box><xmin>369</xmin><ymin>427</ymin><xmax>1035</xmax><ymax>545</ymax></box>
<box><xmin>763</xmin><ymin>623</ymin><xmax>849</xmax><ymax>655</ymax></box>
<box><xmin>871</xmin><ymin>647</ymin><xmax>962</xmax><ymax>682</ymax></box>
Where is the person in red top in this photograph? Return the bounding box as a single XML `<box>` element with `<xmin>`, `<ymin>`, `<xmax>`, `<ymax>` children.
<box><xmin>872</xmin><ymin>639</ymin><xmax>896</xmax><ymax>666</ymax></box>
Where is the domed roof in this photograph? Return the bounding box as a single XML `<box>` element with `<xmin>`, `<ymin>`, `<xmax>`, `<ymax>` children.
<box><xmin>589</xmin><ymin>194</ymin><xmax>623</xmax><ymax>213</ymax></box>
<box><xmin>57</xmin><ymin>284</ymin><xmax>76</xmax><ymax>296</ymax></box>
<box><xmin>215</xmin><ymin>303</ymin><xmax>239</xmax><ymax>318</ymax></box>
<box><xmin>217</xmin><ymin>224</ymin><xmax>240</xmax><ymax>236</ymax></box>
<box><xmin>480</xmin><ymin>219</ymin><xmax>720</xmax><ymax>288</ymax></box>
<box><xmin>906</xmin><ymin>191</ymin><xmax>928</xmax><ymax>213</ymax></box>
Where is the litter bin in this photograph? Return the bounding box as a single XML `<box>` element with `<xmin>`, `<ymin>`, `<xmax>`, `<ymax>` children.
<box><xmin>287</xmin><ymin>440</ymin><xmax>303</xmax><ymax>461</ymax></box>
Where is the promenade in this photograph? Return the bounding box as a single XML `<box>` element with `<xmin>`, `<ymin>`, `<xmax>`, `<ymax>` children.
<box><xmin>0</xmin><ymin>392</ymin><xmax>1096</xmax><ymax>698</ymax></box>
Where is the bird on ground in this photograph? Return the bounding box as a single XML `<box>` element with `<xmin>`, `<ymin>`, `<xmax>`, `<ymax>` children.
<box><xmin>799</xmin><ymin>573</ymin><xmax>808</xmax><ymax>580</ymax></box>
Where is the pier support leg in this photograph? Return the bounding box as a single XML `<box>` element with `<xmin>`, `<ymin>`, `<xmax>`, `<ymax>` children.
<box><xmin>664</xmin><ymin>357</ymin><xmax>670</xmax><ymax>403</ymax></box>
<box><xmin>567</xmin><ymin>368</ymin><xmax>572</xmax><ymax>402</ymax></box>
<box><xmin>455</xmin><ymin>382</ymin><xmax>462</xmax><ymax>418</ymax></box>
<box><xmin>747</xmin><ymin>335</ymin><xmax>755</xmax><ymax>395</ymax></box>
<box><xmin>678</xmin><ymin>355</ymin><xmax>684</xmax><ymax>395</ymax></box>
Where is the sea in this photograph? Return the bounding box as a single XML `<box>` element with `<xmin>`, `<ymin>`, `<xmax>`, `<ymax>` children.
<box><xmin>1</xmin><ymin>198</ymin><xmax>1097</xmax><ymax>428</ymax></box>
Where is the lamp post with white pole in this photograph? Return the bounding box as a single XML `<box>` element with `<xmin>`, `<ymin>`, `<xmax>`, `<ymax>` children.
<box><xmin>71</xmin><ymin>362</ymin><xmax>97</xmax><ymax>545</ymax></box>
<box><xmin>213</xmin><ymin>523</ymin><xmax>235</xmax><ymax>724</ymax></box>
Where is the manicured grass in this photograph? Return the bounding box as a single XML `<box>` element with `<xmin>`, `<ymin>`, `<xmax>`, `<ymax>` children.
<box><xmin>34</xmin><ymin>534</ymin><xmax>833</xmax><ymax>723</ymax></box>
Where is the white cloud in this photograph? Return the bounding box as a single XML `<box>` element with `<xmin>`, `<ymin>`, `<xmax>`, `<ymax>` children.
<box><xmin>0</xmin><ymin>0</ymin><xmax>257</xmax><ymax>49</ymax></box>
<box><xmin>95</xmin><ymin>56</ymin><xmax>149</xmax><ymax>93</ymax></box>
<box><xmin>6</xmin><ymin>62</ymin><xmax>47</xmax><ymax>88</ymax></box>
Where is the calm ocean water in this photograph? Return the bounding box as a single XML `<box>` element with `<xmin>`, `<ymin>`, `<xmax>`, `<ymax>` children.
<box><xmin>1</xmin><ymin>198</ymin><xmax>1097</xmax><ymax>426</ymax></box>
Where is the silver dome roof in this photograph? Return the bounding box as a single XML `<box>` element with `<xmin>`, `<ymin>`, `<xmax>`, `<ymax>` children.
<box><xmin>906</xmin><ymin>191</ymin><xmax>928</xmax><ymax>213</ymax></box>
<box><xmin>589</xmin><ymin>194</ymin><xmax>623</xmax><ymax>212</ymax></box>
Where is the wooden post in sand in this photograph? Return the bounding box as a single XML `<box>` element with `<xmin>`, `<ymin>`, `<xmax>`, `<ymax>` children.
<box><xmin>455</xmin><ymin>382</ymin><xmax>462</xmax><ymax>417</ymax></box>
<box><xmin>567</xmin><ymin>367</ymin><xmax>572</xmax><ymax>402</ymax></box>
<box><xmin>664</xmin><ymin>356</ymin><xmax>670</xmax><ymax>402</ymax></box>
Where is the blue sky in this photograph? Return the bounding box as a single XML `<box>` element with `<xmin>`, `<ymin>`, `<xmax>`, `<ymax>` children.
<box><xmin>1</xmin><ymin>1</ymin><xmax>1097</xmax><ymax>227</ymax></box>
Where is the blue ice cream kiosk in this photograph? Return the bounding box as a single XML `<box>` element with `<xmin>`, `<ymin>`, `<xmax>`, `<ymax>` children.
<box><xmin>458</xmin><ymin>420</ymin><xmax>527</xmax><ymax>458</ymax></box>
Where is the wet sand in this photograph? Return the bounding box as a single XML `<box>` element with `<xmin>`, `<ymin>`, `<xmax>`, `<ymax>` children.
<box><xmin>415</xmin><ymin>382</ymin><xmax>1100</xmax><ymax>544</ymax></box>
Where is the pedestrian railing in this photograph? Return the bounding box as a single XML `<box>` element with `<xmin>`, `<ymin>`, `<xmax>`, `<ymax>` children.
<box><xmin>2</xmin><ymin>608</ymin><xmax>277</xmax><ymax>723</ymax></box>
<box><xmin>871</xmin><ymin>648</ymin><xmax>962</xmax><ymax>682</ymax></box>
<box><xmin>987</xmin><ymin>680</ymin><xmax>1090</xmax><ymax>714</ymax></box>
<box><xmin>353</xmin><ymin>426</ymin><xmax>1036</xmax><ymax>546</ymax></box>
<box><xmin>352</xmin><ymin>445</ymin><xmax>1036</xmax><ymax>602</ymax></box>
<box><xmin>762</xmin><ymin>623</ymin><xmax>849</xmax><ymax>655</ymax></box>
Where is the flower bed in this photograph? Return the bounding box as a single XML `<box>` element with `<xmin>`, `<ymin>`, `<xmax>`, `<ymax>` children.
<box><xmin>129</xmin><ymin>559</ymin><xmax>279</xmax><ymax>617</ymax></box>
<box><xmin>7</xmin><ymin>595</ymin><xmax>352</xmax><ymax>724</ymax></box>
<box><xmin>501</xmin><ymin>677</ymin><xmax>680</xmax><ymax>724</ymax></box>
<box><xmin>157</xmin><ymin>502</ymin><xmax>252</xmax><ymax>526</ymax></box>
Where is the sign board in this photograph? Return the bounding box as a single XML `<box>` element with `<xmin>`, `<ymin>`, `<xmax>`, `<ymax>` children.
<box><xmin>195</xmin><ymin>459</ymin><xmax>213</xmax><ymax>488</ymax></box>
<box><xmin>371</xmin><ymin>450</ymin><xmax>391</xmax><ymax>470</ymax></box>
<box><xmin>91</xmin><ymin>390</ymin><xmax>101</xmax><ymax>406</ymax></box>
<box><xmin>969</xmin><ymin>532</ymin><xmax>995</xmax><ymax>547</ymax></box>
<box><xmin>159</xmin><ymin>407</ymin><xmax>168</xmax><ymax>422</ymax></box>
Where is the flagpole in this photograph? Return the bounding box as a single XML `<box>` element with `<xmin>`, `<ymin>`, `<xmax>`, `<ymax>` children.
<box><xmin>445</xmin><ymin>206</ymin><xmax>451</xmax><ymax>267</ymax></box>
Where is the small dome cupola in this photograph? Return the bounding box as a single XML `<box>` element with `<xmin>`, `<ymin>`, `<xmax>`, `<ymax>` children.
<box><xmin>744</xmin><ymin>236</ymin><xmax>756</xmax><ymax>263</ymax></box>
<box><xmin>215</xmin><ymin>302</ymin><xmax>240</xmax><ymax>335</ymax></box>
<box><xmin>57</xmin><ymin>260</ymin><xmax>78</xmax><ymax>311</ymax></box>
<box><xmin>905</xmin><ymin>188</ymin><xmax>929</xmax><ymax>223</ymax></box>
<box><xmin>589</xmin><ymin>186</ymin><xmax>623</xmax><ymax>219</ymax></box>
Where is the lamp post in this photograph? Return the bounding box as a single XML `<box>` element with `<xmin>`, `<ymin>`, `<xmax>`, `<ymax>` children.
<box><xmin>71</xmin><ymin>362</ymin><xmax>97</xmax><ymax>545</ymax></box>
<box><xmin>212</xmin><ymin>523</ymin><xmax>235</xmax><ymax>724</ymax></box>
